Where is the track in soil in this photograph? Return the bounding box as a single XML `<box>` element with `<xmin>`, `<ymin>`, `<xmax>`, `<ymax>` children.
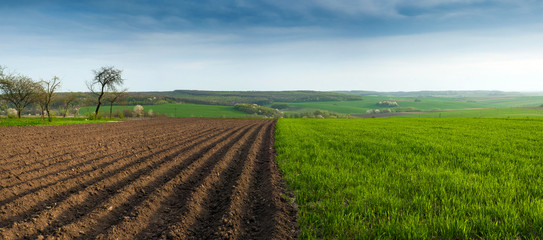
<box><xmin>0</xmin><ymin>118</ymin><xmax>298</xmax><ymax>239</ymax></box>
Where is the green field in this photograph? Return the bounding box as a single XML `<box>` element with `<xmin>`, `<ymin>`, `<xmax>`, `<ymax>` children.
<box><xmin>79</xmin><ymin>103</ymin><xmax>250</xmax><ymax>118</ymax></box>
<box><xmin>392</xmin><ymin>107</ymin><xmax>543</xmax><ymax>118</ymax></box>
<box><xmin>275</xmin><ymin>118</ymin><xmax>543</xmax><ymax>239</ymax></box>
<box><xmin>467</xmin><ymin>96</ymin><xmax>543</xmax><ymax>108</ymax></box>
<box><xmin>275</xmin><ymin>96</ymin><xmax>543</xmax><ymax>115</ymax></box>
<box><xmin>278</xmin><ymin>97</ymin><xmax>487</xmax><ymax>115</ymax></box>
<box><xmin>0</xmin><ymin>117</ymin><xmax>122</xmax><ymax>127</ymax></box>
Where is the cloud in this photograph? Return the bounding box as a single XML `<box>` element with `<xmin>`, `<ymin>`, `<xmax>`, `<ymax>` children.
<box><xmin>2</xmin><ymin>0</ymin><xmax>543</xmax><ymax>92</ymax></box>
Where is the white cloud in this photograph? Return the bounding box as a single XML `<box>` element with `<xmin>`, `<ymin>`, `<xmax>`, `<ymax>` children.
<box><xmin>2</xmin><ymin>22</ymin><xmax>543</xmax><ymax>92</ymax></box>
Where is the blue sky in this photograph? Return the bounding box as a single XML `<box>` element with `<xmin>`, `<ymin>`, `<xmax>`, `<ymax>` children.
<box><xmin>1</xmin><ymin>0</ymin><xmax>543</xmax><ymax>91</ymax></box>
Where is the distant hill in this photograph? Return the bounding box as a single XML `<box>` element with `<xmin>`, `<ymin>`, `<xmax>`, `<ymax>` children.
<box><xmin>337</xmin><ymin>90</ymin><xmax>543</xmax><ymax>98</ymax></box>
<box><xmin>146</xmin><ymin>90</ymin><xmax>362</xmax><ymax>106</ymax></box>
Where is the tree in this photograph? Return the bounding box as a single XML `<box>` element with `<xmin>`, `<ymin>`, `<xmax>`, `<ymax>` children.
<box><xmin>36</xmin><ymin>77</ymin><xmax>61</xmax><ymax>122</ymax></box>
<box><xmin>104</xmin><ymin>88</ymin><xmax>127</xmax><ymax>118</ymax></box>
<box><xmin>0</xmin><ymin>67</ymin><xmax>39</xmax><ymax>118</ymax></box>
<box><xmin>87</xmin><ymin>66</ymin><xmax>124</xmax><ymax>117</ymax></box>
<box><xmin>0</xmin><ymin>100</ymin><xmax>7</xmax><ymax>114</ymax></box>
<box><xmin>134</xmin><ymin>105</ymin><xmax>144</xmax><ymax>117</ymax></box>
<box><xmin>35</xmin><ymin>85</ymin><xmax>47</xmax><ymax>121</ymax></box>
<box><xmin>61</xmin><ymin>92</ymin><xmax>78</xmax><ymax>117</ymax></box>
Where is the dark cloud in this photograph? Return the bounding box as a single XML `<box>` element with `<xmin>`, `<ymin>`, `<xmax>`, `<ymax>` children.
<box><xmin>3</xmin><ymin>0</ymin><xmax>543</xmax><ymax>39</ymax></box>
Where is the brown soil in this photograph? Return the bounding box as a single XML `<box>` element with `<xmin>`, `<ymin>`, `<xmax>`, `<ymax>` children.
<box><xmin>0</xmin><ymin>118</ymin><xmax>298</xmax><ymax>239</ymax></box>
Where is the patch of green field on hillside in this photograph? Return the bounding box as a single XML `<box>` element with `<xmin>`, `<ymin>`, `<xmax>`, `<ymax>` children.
<box><xmin>79</xmin><ymin>103</ymin><xmax>249</xmax><ymax>118</ymax></box>
<box><xmin>391</xmin><ymin>107</ymin><xmax>543</xmax><ymax>118</ymax></box>
<box><xmin>470</xmin><ymin>96</ymin><xmax>543</xmax><ymax>107</ymax></box>
<box><xmin>280</xmin><ymin>97</ymin><xmax>489</xmax><ymax>114</ymax></box>
<box><xmin>275</xmin><ymin>118</ymin><xmax>543</xmax><ymax>239</ymax></box>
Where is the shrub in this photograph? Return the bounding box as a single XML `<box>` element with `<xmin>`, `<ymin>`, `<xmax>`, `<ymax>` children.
<box><xmin>122</xmin><ymin>109</ymin><xmax>134</xmax><ymax>118</ymax></box>
<box><xmin>155</xmin><ymin>100</ymin><xmax>169</xmax><ymax>105</ymax></box>
<box><xmin>134</xmin><ymin>105</ymin><xmax>144</xmax><ymax>117</ymax></box>
<box><xmin>7</xmin><ymin>108</ymin><xmax>17</xmax><ymax>118</ymax></box>
<box><xmin>376</xmin><ymin>100</ymin><xmax>399</xmax><ymax>107</ymax></box>
<box><xmin>87</xmin><ymin>112</ymin><xmax>103</xmax><ymax>120</ymax></box>
<box><xmin>234</xmin><ymin>103</ymin><xmax>283</xmax><ymax>117</ymax></box>
<box><xmin>148</xmin><ymin>109</ymin><xmax>154</xmax><ymax>117</ymax></box>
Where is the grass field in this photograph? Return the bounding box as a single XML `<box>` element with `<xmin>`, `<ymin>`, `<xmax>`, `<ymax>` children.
<box><xmin>0</xmin><ymin>117</ymin><xmax>122</xmax><ymax>127</ymax></box>
<box><xmin>79</xmin><ymin>103</ymin><xmax>249</xmax><ymax>118</ymax></box>
<box><xmin>280</xmin><ymin>97</ymin><xmax>487</xmax><ymax>115</ymax></box>
<box><xmin>391</xmin><ymin>107</ymin><xmax>543</xmax><ymax>118</ymax></box>
<box><xmin>275</xmin><ymin>118</ymin><xmax>543</xmax><ymax>239</ymax></box>
<box><xmin>277</xmin><ymin>96</ymin><xmax>543</xmax><ymax>115</ymax></box>
<box><xmin>470</xmin><ymin>96</ymin><xmax>543</xmax><ymax>107</ymax></box>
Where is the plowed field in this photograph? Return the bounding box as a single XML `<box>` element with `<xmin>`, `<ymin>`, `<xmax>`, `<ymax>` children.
<box><xmin>0</xmin><ymin>118</ymin><xmax>298</xmax><ymax>239</ymax></box>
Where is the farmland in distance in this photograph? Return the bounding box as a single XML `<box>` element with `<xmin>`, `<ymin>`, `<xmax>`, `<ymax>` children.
<box><xmin>275</xmin><ymin>118</ymin><xmax>543</xmax><ymax>239</ymax></box>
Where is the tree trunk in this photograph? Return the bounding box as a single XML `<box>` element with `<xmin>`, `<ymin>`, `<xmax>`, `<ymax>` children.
<box><xmin>46</xmin><ymin>108</ymin><xmax>52</xmax><ymax>122</ymax></box>
<box><xmin>40</xmin><ymin>107</ymin><xmax>45</xmax><ymax>121</ymax></box>
<box><xmin>95</xmin><ymin>90</ymin><xmax>105</xmax><ymax>116</ymax></box>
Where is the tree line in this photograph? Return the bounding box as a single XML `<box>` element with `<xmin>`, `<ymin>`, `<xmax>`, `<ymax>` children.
<box><xmin>0</xmin><ymin>65</ymin><xmax>126</xmax><ymax>121</ymax></box>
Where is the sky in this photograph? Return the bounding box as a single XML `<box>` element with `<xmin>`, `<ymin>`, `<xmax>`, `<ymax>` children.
<box><xmin>1</xmin><ymin>0</ymin><xmax>543</xmax><ymax>92</ymax></box>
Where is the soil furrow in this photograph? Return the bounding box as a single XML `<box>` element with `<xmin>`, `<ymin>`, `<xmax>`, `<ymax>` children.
<box><xmin>0</xmin><ymin>126</ymin><xmax>229</xmax><ymax>227</ymax></box>
<box><xmin>147</xmin><ymin>122</ymin><xmax>265</xmax><ymax>239</ymax></box>
<box><xmin>0</xmin><ymin>125</ymin><xmax>246</xmax><ymax>239</ymax></box>
<box><xmin>212</xmin><ymin>121</ymin><xmax>272</xmax><ymax>239</ymax></box>
<box><xmin>0</xmin><ymin>120</ymin><xmax>158</xmax><ymax>164</ymax></box>
<box><xmin>0</xmin><ymin>118</ymin><xmax>299</xmax><ymax>240</ymax></box>
<box><xmin>0</xmin><ymin>126</ymin><xmax>215</xmax><ymax>208</ymax></box>
<box><xmin>0</xmin><ymin>120</ymin><xmax>198</xmax><ymax>179</ymax></box>
<box><xmin>98</xmin><ymin>123</ymin><xmax>261</xmax><ymax>240</ymax></box>
<box><xmin>0</xmin><ymin>127</ymin><xmax>216</xmax><ymax>192</ymax></box>
<box><xmin>240</xmin><ymin>120</ymin><xmax>298</xmax><ymax>240</ymax></box>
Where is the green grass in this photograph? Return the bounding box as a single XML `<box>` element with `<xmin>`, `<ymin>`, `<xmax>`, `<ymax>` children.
<box><xmin>470</xmin><ymin>96</ymin><xmax>543</xmax><ymax>107</ymax></box>
<box><xmin>0</xmin><ymin>117</ymin><xmax>122</xmax><ymax>127</ymax></box>
<box><xmin>275</xmin><ymin>96</ymin><xmax>543</xmax><ymax>115</ymax></box>
<box><xmin>79</xmin><ymin>103</ymin><xmax>250</xmax><ymax>118</ymax></box>
<box><xmin>391</xmin><ymin>107</ymin><xmax>543</xmax><ymax>118</ymax></box>
<box><xmin>275</xmin><ymin>118</ymin><xmax>543</xmax><ymax>239</ymax></box>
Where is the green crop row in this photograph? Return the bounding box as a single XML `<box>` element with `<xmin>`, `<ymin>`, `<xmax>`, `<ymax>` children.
<box><xmin>275</xmin><ymin>118</ymin><xmax>543</xmax><ymax>239</ymax></box>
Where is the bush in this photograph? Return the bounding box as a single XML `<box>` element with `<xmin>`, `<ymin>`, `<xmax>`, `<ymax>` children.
<box><xmin>7</xmin><ymin>108</ymin><xmax>17</xmax><ymax>118</ymax></box>
<box><xmin>123</xmin><ymin>109</ymin><xmax>134</xmax><ymax>117</ymax></box>
<box><xmin>86</xmin><ymin>112</ymin><xmax>102</xmax><ymax>120</ymax></box>
<box><xmin>234</xmin><ymin>104</ymin><xmax>283</xmax><ymax>117</ymax></box>
<box><xmin>376</xmin><ymin>100</ymin><xmax>399</xmax><ymax>107</ymax></box>
<box><xmin>134</xmin><ymin>105</ymin><xmax>144</xmax><ymax>117</ymax></box>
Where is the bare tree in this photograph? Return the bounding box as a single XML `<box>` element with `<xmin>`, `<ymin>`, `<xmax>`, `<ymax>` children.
<box><xmin>61</xmin><ymin>92</ymin><xmax>78</xmax><ymax>117</ymax></box>
<box><xmin>0</xmin><ymin>67</ymin><xmax>39</xmax><ymax>118</ymax></box>
<box><xmin>36</xmin><ymin>76</ymin><xmax>61</xmax><ymax>122</ymax></box>
<box><xmin>34</xmin><ymin>85</ymin><xmax>47</xmax><ymax>121</ymax></box>
<box><xmin>87</xmin><ymin>66</ymin><xmax>124</xmax><ymax>117</ymax></box>
<box><xmin>104</xmin><ymin>88</ymin><xmax>127</xmax><ymax>118</ymax></box>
